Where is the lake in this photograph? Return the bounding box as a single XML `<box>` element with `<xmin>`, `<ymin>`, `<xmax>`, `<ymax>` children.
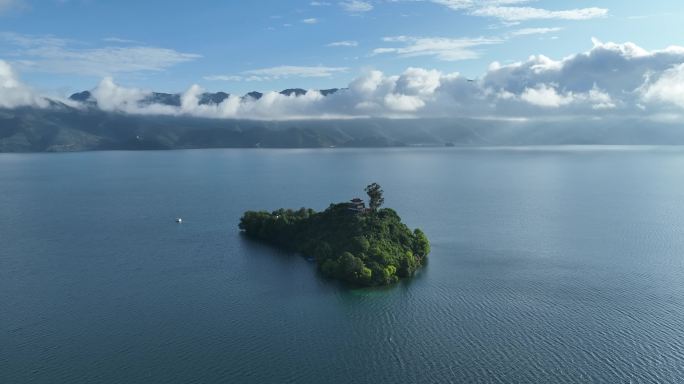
<box><xmin>2</xmin><ymin>147</ymin><xmax>684</xmax><ymax>383</ymax></box>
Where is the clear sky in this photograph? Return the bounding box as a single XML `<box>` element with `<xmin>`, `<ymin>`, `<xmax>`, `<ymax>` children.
<box><xmin>1</xmin><ymin>0</ymin><xmax>683</xmax><ymax>95</ymax></box>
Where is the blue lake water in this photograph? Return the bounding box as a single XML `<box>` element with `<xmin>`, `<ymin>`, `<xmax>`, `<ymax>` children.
<box><xmin>2</xmin><ymin>147</ymin><xmax>684</xmax><ymax>383</ymax></box>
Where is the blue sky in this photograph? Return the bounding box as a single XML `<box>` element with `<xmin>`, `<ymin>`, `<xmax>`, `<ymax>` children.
<box><xmin>1</xmin><ymin>0</ymin><xmax>683</xmax><ymax>95</ymax></box>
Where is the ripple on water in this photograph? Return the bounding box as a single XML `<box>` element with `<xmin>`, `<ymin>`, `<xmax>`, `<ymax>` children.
<box><xmin>3</xmin><ymin>148</ymin><xmax>684</xmax><ymax>383</ymax></box>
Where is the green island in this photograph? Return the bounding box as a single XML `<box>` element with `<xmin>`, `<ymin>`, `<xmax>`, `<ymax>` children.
<box><xmin>239</xmin><ymin>183</ymin><xmax>430</xmax><ymax>286</ymax></box>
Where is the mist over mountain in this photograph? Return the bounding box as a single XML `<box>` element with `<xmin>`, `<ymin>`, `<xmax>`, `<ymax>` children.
<box><xmin>2</xmin><ymin>99</ymin><xmax>683</xmax><ymax>152</ymax></box>
<box><xmin>5</xmin><ymin>39</ymin><xmax>684</xmax><ymax>122</ymax></box>
<box><xmin>66</xmin><ymin>88</ymin><xmax>340</xmax><ymax>107</ymax></box>
<box><xmin>2</xmin><ymin>38</ymin><xmax>684</xmax><ymax>152</ymax></box>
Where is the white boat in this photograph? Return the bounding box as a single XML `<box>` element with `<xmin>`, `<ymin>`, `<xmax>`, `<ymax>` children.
<box><xmin>175</xmin><ymin>218</ymin><xmax>182</xmax><ymax>223</ymax></box>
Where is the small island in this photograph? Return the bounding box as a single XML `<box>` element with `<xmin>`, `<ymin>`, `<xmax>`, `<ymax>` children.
<box><xmin>239</xmin><ymin>183</ymin><xmax>430</xmax><ymax>286</ymax></box>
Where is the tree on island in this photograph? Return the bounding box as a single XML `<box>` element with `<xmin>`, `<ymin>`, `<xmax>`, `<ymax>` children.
<box><xmin>365</xmin><ymin>182</ymin><xmax>384</xmax><ymax>211</ymax></box>
<box><xmin>238</xmin><ymin>184</ymin><xmax>429</xmax><ymax>287</ymax></box>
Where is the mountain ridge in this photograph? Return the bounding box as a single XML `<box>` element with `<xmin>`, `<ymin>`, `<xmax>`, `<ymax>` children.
<box><xmin>68</xmin><ymin>87</ymin><xmax>342</xmax><ymax>107</ymax></box>
<box><xmin>1</xmin><ymin>94</ymin><xmax>684</xmax><ymax>152</ymax></box>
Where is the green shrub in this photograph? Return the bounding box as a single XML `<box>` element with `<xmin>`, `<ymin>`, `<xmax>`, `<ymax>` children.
<box><xmin>239</xmin><ymin>196</ymin><xmax>429</xmax><ymax>287</ymax></box>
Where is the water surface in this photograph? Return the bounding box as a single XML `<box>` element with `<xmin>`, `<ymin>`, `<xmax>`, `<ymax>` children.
<box><xmin>2</xmin><ymin>147</ymin><xmax>684</xmax><ymax>383</ymax></box>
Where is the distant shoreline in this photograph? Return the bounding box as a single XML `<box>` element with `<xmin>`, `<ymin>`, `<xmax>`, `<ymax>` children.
<box><xmin>4</xmin><ymin>144</ymin><xmax>684</xmax><ymax>155</ymax></box>
<box><xmin>4</xmin><ymin>106</ymin><xmax>684</xmax><ymax>153</ymax></box>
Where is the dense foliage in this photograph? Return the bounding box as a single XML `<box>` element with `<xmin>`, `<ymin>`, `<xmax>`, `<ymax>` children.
<box><xmin>239</xmin><ymin>193</ymin><xmax>429</xmax><ymax>286</ymax></box>
<box><xmin>364</xmin><ymin>183</ymin><xmax>385</xmax><ymax>211</ymax></box>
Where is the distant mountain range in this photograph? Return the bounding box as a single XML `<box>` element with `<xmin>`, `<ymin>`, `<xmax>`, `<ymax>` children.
<box><xmin>0</xmin><ymin>88</ymin><xmax>683</xmax><ymax>152</ymax></box>
<box><xmin>68</xmin><ymin>88</ymin><xmax>341</xmax><ymax>108</ymax></box>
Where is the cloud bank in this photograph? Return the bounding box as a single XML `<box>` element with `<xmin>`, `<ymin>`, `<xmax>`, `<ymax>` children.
<box><xmin>0</xmin><ymin>59</ymin><xmax>48</xmax><ymax>108</ymax></box>
<box><xmin>4</xmin><ymin>40</ymin><xmax>684</xmax><ymax>121</ymax></box>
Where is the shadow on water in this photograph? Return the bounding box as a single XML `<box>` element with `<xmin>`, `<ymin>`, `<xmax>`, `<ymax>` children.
<box><xmin>237</xmin><ymin>231</ymin><xmax>429</xmax><ymax>295</ymax></box>
<box><xmin>238</xmin><ymin>232</ymin><xmax>301</xmax><ymax>261</ymax></box>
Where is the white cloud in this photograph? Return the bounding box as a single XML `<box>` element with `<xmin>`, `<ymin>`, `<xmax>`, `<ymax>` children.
<box><xmin>642</xmin><ymin>63</ymin><xmax>684</xmax><ymax>109</ymax></box>
<box><xmin>497</xmin><ymin>83</ymin><xmax>616</xmax><ymax>110</ymax></box>
<box><xmin>84</xmin><ymin>68</ymin><xmax>445</xmax><ymax>119</ymax></box>
<box><xmin>327</xmin><ymin>40</ymin><xmax>359</xmax><ymax>47</ymax></box>
<box><xmin>339</xmin><ymin>0</ymin><xmax>373</xmax><ymax>13</ymax></box>
<box><xmin>395</xmin><ymin>67</ymin><xmax>442</xmax><ymax>95</ymax></box>
<box><xmin>302</xmin><ymin>18</ymin><xmax>319</xmax><ymax>24</ymax></box>
<box><xmin>372</xmin><ymin>26</ymin><xmax>562</xmax><ymax>63</ymax></box>
<box><xmin>102</xmin><ymin>37</ymin><xmax>139</xmax><ymax>44</ymax></box>
<box><xmin>383</xmin><ymin>93</ymin><xmax>425</xmax><ymax>111</ymax></box>
<box><xmin>91</xmin><ymin>77</ymin><xmax>149</xmax><ymax>112</ymax></box>
<box><xmin>429</xmin><ymin>0</ymin><xmax>608</xmax><ymax>21</ymax></box>
<box><xmin>0</xmin><ymin>32</ymin><xmax>70</xmax><ymax>49</ymax></box>
<box><xmin>510</xmin><ymin>27</ymin><xmax>562</xmax><ymax>36</ymax></box>
<box><xmin>244</xmin><ymin>65</ymin><xmax>348</xmax><ymax>78</ymax></box>
<box><xmin>0</xmin><ymin>59</ymin><xmax>48</xmax><ymax>108</ymax></box>
<box><xmin>349</xmin><ymin>69</ymin><xmax>385</xmax><ymax>94</ymax></box>
<box><xmin>203</xmin><ymin>75</ymin><xmax>244</xmax><ymax>82</ymax></box>
<box><xmin>0</xmin><ymin>32</ymin><xmax>200</xmax><ymax>76</ymax></box>
<box><xmin>87</xmin><ymin>77</ymin><xmax>179</xmax><ymax>115</ymax></box>
<box><xmin>520</xmin><ymin>84</ymin><xmax>573</xmax><ymax>107</ymax></box>
<box><xmin>374</xmin><ymin>35</ymin><xmax>503</xmax><ymax>61</ymax></box>
<box><xmin>473</xmin><ymin>6</ymin><xmax>608</xmax><ymax>21</ymax></box>
<box><xmin>206</xmin><ymin>65</ymin><xmax>349</xmax><ymax>82</ymax></box>
<box><xmin>482</xmin><ymin>39</ymin><xmax>684</xmax><ymax>96</ymax></box>
<box><xmin>243</xmin><ymin>65</ymin><xmax>348</xmax><ymax>78</ymax></box>
<box><xmin>7</xmin><ymin>39</ymin><xmax>684</xmax><ymax>121</ymax></box>
<box><xmin>431</xmin><ymin>0</ymin><xmax>529</xmax><ymax>10</ymax></box>
<box><xmin>184</xmin><ymin>41</ymin><xmax>684</xmax><ymax>118</ymax></box>
<box><xmin>586</xmin><ymin>86</ymin><xmax>616</xmax><ymax>110</ymax></box>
